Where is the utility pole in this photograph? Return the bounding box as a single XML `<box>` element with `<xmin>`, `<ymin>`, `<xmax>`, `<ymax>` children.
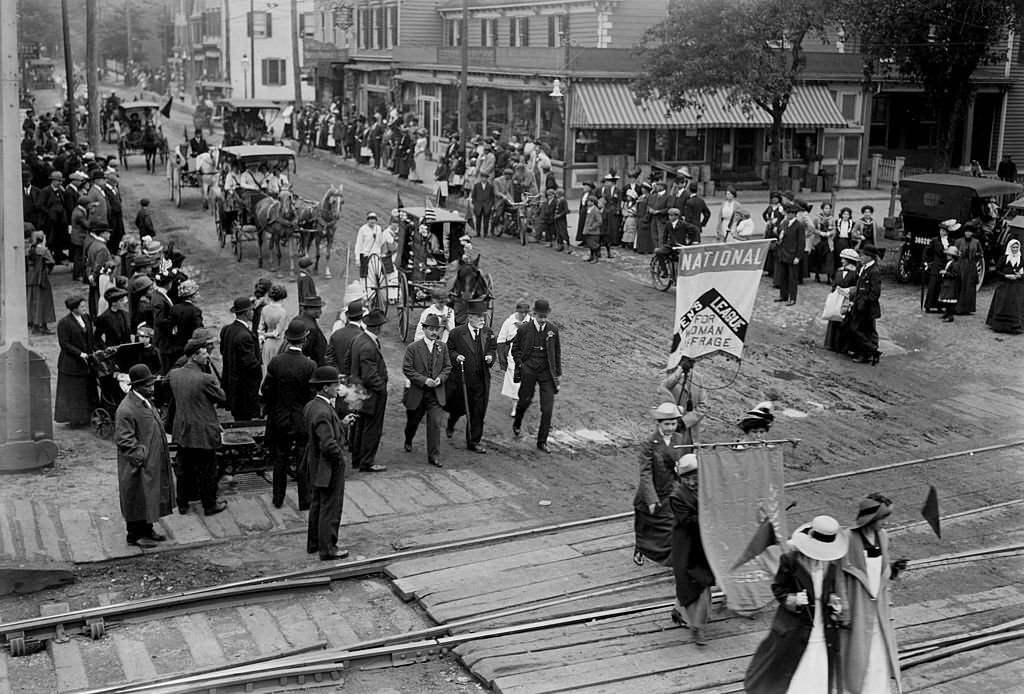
<box><xmin>562</xmin><ymin>12</ymin><xmax>572</xmax><ymax>192</ymax></box>
<box><xmin>86</xmin><ymin>0</ymin><xmax>100</xmax><ymax>149</ymax></box>
<box><xmin>60</xmin><ymin>0</ymin><xmax>76</xmax><ymax>145</ymax></box>
<box><xmin>291</xmin><ymin>0</ymin><xmax>302</xmax><ymax>107</ymax></box>
<box><xmin>125</xmin><ymin>0</ymin><xmax>132</xmax><ymax>85</ymax></box>
<box><xmin>250</xmin><ymin>0</ymin><xmax>256</xmax><ymax>99</ymax></box>
<box><xmin>458</xmin><ymin>0</ymin><xmax>468</xmax><ymax>140</ymax></box>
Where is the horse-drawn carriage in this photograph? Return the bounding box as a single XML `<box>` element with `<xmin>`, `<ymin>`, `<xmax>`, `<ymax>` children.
<box><xmin>168</xmin><ymin>133</ymin><xmax>220</xmax><ymax>208</ymax></box>
<box><xmin>219</xmin><ymin>99</ymin><xmax>289</xmax><ymax>147</ymax></box>
<box><xmin>388</xmin><ymin>207</ymin><xmax>494</xmax><ymax>341</ymax></box>
<box><xmin>112</xmin><ymin>101</ymin><xmax>169</xmax><ymax>171</ymax></box>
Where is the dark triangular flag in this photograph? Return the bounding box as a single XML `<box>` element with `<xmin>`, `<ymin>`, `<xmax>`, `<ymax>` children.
<box><xmin>159</xmin><ymin>96</ymin><xmax>173</xmax><ymax>119</ymax></box>
<box><xmin>731</xmin><ymin>518</ymin><xmax>777</xmax><ymax>570</ymax></box>
<box><xmin>921</xmin><ymin>485</ymin><xmax>941</xmax><ymax>538</ymax></box>
<box><xmin>396</xmin><ymin>192</ymin><xmax>404</xmax><ymax>210</ymax></box>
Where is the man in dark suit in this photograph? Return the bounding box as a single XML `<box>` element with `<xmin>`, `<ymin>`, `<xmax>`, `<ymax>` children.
<box><xmin>168</xmin><ymin>280</ymin><xmax>204</xmax><ymax>369</ymax></box>
<box><xmin>682</xmin><ymin>182</ymin><xmax>711</xmax><ymax>245</ymax></box>
<box><xmin>262</xmin><ymin>319</ymin><xmax>316</xmax><ymax>509</ymax></box>
<box><xmin>599</xmin><ymin>172</ymin><xmax>621</xmax><ymax>254</ymax></box>
<box><xmin>293</xmin><ymin>295</ymin><xmax>327</xmax><ymax>366</ymax></box>
<box><xmin>775</xmin><ymin>203</ymin><xmax>806</xmax><ymax>305</ymax></box>
<box><xmin>219</xmin><ymin>297</ymin><xmax>263</xmax><ymax>420</ymax></box>
<box><xmin>511</xmin><ymin>298</ymin><xmax>562</xmax><ymax>453</ymax></box>
<box><xmin>150</xmin><ymin>273</ymin><xmax>176</xmax><ymax>373</ymax></box>
<box><xmin>576</xmin><ymin>181</ymin><xmax>595</xmax><ymax>245</ymax></box>
<box><xmin>37</xmin><ymin>170</ymin><xmax>69</xmax><ymax>262</ymax></box>
<box><xmin>22</xmin><ymin>170</ymin><xmax>42</xmax><ymax>231</ymax></box>
<box><xmin>470</xmin><ymin>173</ymin><xmax>496</xmax><ymax>237</ymax></box>
<box><xmin>325</xmin><ymin>299</ymin><xmax>365</xmax><ymax>380</ymax></box>
<box><xmin>100</xmin><ymin>170</ymin><xmax>126</xmax><ymax>253</ymax></box>
<box><xmin>664</xmin><ymin>208</ymin><xmax>691</xmax><ymax>247</ymax></box>
<box><xmin>348</xmin><ymin>309</ymin><xmax>389</xmax><ymax>472</ymax></box>
<box><xmin>302</xmin><ymin>365</ymin><xmax>352</xmax><ymax>560</ymax></box>
<box><xmin>445</xmin><ymin>300</ymin><xmax>496</xmax><ymax>453</ymax></box>
<box><xmin>402</xmin><ymin>313</ymin><xmax>452</xmax><ymax>467</ymax></box>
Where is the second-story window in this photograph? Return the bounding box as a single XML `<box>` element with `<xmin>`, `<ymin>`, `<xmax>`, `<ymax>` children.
<box><xmin>510</xmin><ymin>17</ymin><xmax>529</xmax><ymax>47</ymax></box>
<box><xmin>481</xmin><ymin>18</ymin><xmax>497</xmax><ymax>47</ymax></box>
<box><xmin>247</xmin><ymin>11</ymin><xmax>272</xmax><ymax>39</ymax></box>
<box><xmin>547</xmin><ymin>15</ymin><xmax>564</xmax><ymax>48</ymax></box>
<box><xmin>203</xmin><ymin>9</ymin><xmax>221</xmax><ymax>38</ymax></box>
<box><xmin>359</xmin><ymin>8</ymin><xmax>371</xmax><ymax>49</ymax></box>
<box><xmin>388</xmin><ymin>5</ymin><xmax>398</xmax><ymax>47</ymax></box>
<box><xmin>374</xmin><ymin>5</ymin><xmax>384</xmax><ymax>49</ymax></box>
<box><xmin>446</xmin><ymin>18</ymin><xmax>462</xmax><ymax>47</ymax></box>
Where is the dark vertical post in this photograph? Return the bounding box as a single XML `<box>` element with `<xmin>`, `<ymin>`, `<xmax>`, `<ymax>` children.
<box><xmin>458</xmin><ymin>0</ymin><xmax>469</xmax><ymax>139</ymax></box>
<box><xmin>86</xmin><ymin>0</ymin><xmax>100</xmax><ymax>150</ymax></box>
<box><xmin>60</xmin><ymin>0</ymin><xmax>76</xmax><ymax>144</ymax></box>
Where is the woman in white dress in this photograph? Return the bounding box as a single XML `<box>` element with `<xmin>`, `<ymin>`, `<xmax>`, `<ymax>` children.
<box><xmin>745</xmin><ymin>515</ymin><xmax>848</xmax><ymax>694</ymax></box>
<box><xmin>258</xmin><ymin>284</ymin><xmax>288</xmax><ymax>364</ymax></box>
<box><xmin>718</xmin><ymin>186</ymin><xmax>738</xmax><ymax>242</ymax></box>
<box><xmin>840</xmin><ymin>494</ymin><xmax>905</xmax><ymax>694</ymax></box>
<box><xmin>496</xmin><ymin>300</ymin><xmax>530</xmax><ymax>417</ymax></box>
<box><xmin>413</xmin><ymin>129</ymin><xmax>430</xmax><ymax>184</ymax></box>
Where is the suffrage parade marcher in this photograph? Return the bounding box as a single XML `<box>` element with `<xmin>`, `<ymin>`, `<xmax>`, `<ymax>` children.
<box><xmin>403</xmin><ymin>314</ymin><xmax>453</xmax><ymax>467</ymax></box>
<box><xmin>738</xmin><ymin>401</ymin><xmax>775</xmax><ymax>437</ymax></box>
<box><xmin>167</xmin><ymin>333</ymin><xmax>228</xmax><ymax>516</ymax></box>
<box><xmin>657</xmin><ymin>354</ymin><xmax>704</xmax><ymax>449</ymax></box>
<box><xmin>497</xmin><ymin>300</ymin><xmax>530</xmax><ymax>417</ymax></box>
<box><xmin>257</xmin><ymin>284</ymin><xmax>288</xmax><ymax>365</ymax></box>
<box><xmin>114</xmin><ymin>364</ymin><xmax>175</xmax><ymax>548</ymax></box>
<box><xmin>668</xmin><ymin>453</ymin><xmax>715</xmax><ymax>646</ymax></box>
<box><xmin>296</xmin><ymin>257</ymin><xmax>317</xmax><ymax>307</ymax></box>
<box><xmin>825</xmin><ymin>249</ymin><xmax>861</xmax><ymax>352</ymax></box>
<box><xmin>745</xmin><ymin>515</ymin><xmax>849</xmax><ymax>694</ymax></box>
<box><xmin>25</xmin><ymin>229</ymin><xmax>56</xmax><ymax>334</ymax></box>
<box><xmin>168</xmin><ymin>280</ymin><xmax>204</xmax><ymax>368</ymax></box>
<box><xmin>414</xmin><ymin>287</ymin><xmax>456</xmax><ymax>342</ymax></box>
<box><xmin>775</xmin><ymin>203</ymin><xmax>806</xmax><ymax>305</ymax></box>
<box><xmin>220</xmin><ymin>297</ymin><xmax>263</xmax><ymax>421</ymax></box>
<box><xmin>986</xmin><ymin>239</ymin><xmax>1024</xmax><ymax>333</ymax></box>
<box><xmin>632</xmin><ymin>403</ymin><xmax>688</xmax><ymax>567</ymax></box>
<box><xmin>846</xmin><ymin>245</ymin><xmax>884</xmax><ymax>364</ymax></box>
<box><xmin>348</xmin><ymin>309</ymin><xmax>390</xmax><ymax>473</ymax></box>
<box><xmin>261</xmin><ymin>319</ymin><xmax>315</xmax><ymax>510</ymax></box>
<box><xmin>924</xmin><ymin>220</ymin><xmax>957</xmax><ymax>312</ymax></box>
<box><xmin>55</xmin><ymin>295</ymin><xmax>97</xmax><ymax>427</ymax></box>
<box><xmin>326</xmin><ymin>299</ymin><xmax>366</xmax><ymax>381</ymax></box>
<box><xmin>938</xmin><ymin>246</ymin><xmax>961</xmax><ymax>322</ymax></box>
<box><xmin>295</xmin><ymin>295</ymin><xmax>328</xmax><ymax>366</ymax></box>
<box><xmin>840</xmin><ymin>494</ymin><xmax>905</xmax><ymax>694</ymax></box>
<box><xmin>302</xmin><ymin>366</ymin><xmax>353</xmax><ymax>561</ymax></box>
<box><xmin>445</xmin><ymin>300</ymin><xmax>497</xmax><ymax>453</ymax></box>
<box><xmin>511</xmin><ymin>299</ymin><xmax>562</xmax><ymax>453</ymax></box>
<box><xmin>94</xmin><ymin>287</ymin><xmax>132</xmax><ymax>349</ymax></box>
<box><xmin>954</xmin><ymin>224</ymin><xmax>982</xmax><ymax>315</ymax></box>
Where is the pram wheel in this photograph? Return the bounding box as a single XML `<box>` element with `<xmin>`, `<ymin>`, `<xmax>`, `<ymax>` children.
<box><xmin>91</xmin><ymin>408</ymin><xmax>114</xmax><ymax>440</ymax></box>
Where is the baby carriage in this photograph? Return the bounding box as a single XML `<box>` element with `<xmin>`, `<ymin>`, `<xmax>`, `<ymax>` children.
<box><xmin>90</xmin><ymin>342</ymin><xmax>163</xmax><ymax>439</ymax></box>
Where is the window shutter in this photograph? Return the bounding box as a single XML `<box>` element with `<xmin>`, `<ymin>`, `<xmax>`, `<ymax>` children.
<box><xmin>261</xmin><ymin>59</ymin><xmax>268</xmax><ymax>86</ymax></box>
<box><xmin>548</xmin><ymin>16</ymin><xmax>554</xmax><ymax>47</ymax></box>
<box><xmin>280</xmin><ymin>59</ymin><xmax>286</xmax><ymax>85</ymax></box>
<box><xmin>247</xmin><ymin>11</ymin><xmax>252</xmax><ymax>38</ymax></box>
<box><xmin>265</xmin><ymin>12</ymin><xmax>272</xmax><ymax>38</ymax></box>
<box><xmin>509</xmin><ymin>18</ymin><xmax>515</xmax><ymax>46</ymax></box>
<box><xmin>522</xmin><ymin>18</ymin><xmax>529</xmax><ymax>47</ymax></box>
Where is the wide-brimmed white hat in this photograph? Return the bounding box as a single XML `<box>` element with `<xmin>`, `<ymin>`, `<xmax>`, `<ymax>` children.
<box><xmin>839</xmin><ymin>248</ymin><xmax>861</xmax><ymax>263</ymax></box>
<box><xmin>940</xmin><ymin>218</ymin><xmax>961</xmax><ymax>232</ymax></box>
<box><xmin>790</xmin><ymin>515</ymin><xmax>848</xmax><ymax>561</ymax></box>
<box><xmin>650</xmin><ymin>402</ymin><xmax>683</xmax><ymax>421</ymax></box>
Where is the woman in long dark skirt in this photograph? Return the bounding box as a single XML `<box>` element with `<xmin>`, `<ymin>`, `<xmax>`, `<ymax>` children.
<box><xmin>938</xmin><ymin>246</ymin><xmax>961</xmax><ymax>322</ymax></box>
<box><xmin>825</xmin><ymin>249</ymin><xmax>860</xmax><ymax>351</ymax></box>
<box><xmin>808</xmin><ymin>203</ymin><xmax>836</xmax><ymax>282</ymax></box>
<box><xmin>986</xmin><ymin>239</ymin><xmax>1024</xmax><ymax>333</ymax></box>
<box><xmin>924</xmin><ymin>221</ymin><xmax>957</xmax><ymax>312</ymax></box>
<box><xmin>55</xmin><ymin>295</ymin><xmax>98</xmax><ymax>427</ymax></box>
<box><xmin>634</xmin><ymin>183</ymin><xmax>655</xmax><ymax>254</ymax></box>
<box><xmin>633</xmin><ymin>403</ymin><xmax>686</xmax><ymax>567</ymax></box>
<box><xmin>26</xmin><ymin>230</ymin><xmax>56</xmax><ymax>334</ymax></box>
<box><xmin>955</xmin><ymin>225</ymin><xmax>982</xmax><ymax>314</ymax></box>
<box><xmin>669</xmin><ymin>453</ymin><xmax>715</xmax><ymax>646</ymax></box>
<box><xmin>846</xmin><ymin>245</ymin><xmax>884</xmax><ymax>364</ymax></box>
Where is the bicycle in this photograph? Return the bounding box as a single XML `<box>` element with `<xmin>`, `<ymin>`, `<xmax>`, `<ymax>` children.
<box><xmin>650</xmin><ymin>245</ymin><xmax>683</xmax><ymax>292</ymax></box>
<box><xmin>509</xmin><ymin>194</ymin><xmax>543</xmax><ymax>246</ymax></box>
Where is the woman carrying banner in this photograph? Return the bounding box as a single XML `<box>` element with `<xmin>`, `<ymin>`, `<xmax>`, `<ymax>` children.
<box><xmin>658</xmin><ymin>353</ymin><xmax>704</xmax><ymax>446</ymax></box>
<box><xmin>745</xmin><ymin>515</ymin><xmax>848</xmax><ymax>694</ymax></box>
<box><xmin>668</xmin><ymin>452</ymin><xmax>715</xmax><ymax>646</ymax></box>
<box><xmin>632</xmin><ymin>403</ymin><xmax>687</xmax><ymax>567</ymax></box>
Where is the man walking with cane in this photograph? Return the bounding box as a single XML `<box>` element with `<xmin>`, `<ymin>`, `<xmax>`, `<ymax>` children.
<box><xmin>445</xmin><ymin>300</ymin><xmax>496</xmax><ymax>453</ymax></box>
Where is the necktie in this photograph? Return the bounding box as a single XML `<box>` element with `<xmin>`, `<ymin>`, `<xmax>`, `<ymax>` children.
<box><xmin>430</xmin><ymin>343</ymin><xmax>438</xmax><ymax>377</ymax></box>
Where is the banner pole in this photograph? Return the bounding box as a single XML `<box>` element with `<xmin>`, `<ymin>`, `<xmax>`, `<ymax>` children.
<box><xmin>675</xmin><ymin>438</ymin><xmax>801</xmax><ymax>449</ymax></box>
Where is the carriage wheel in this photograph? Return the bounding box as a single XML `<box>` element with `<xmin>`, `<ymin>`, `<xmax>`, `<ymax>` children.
<box><xmin>118</xmin><ymin>142</ymin><xmax>127</xmax><ymax>168</ymax></box>
<box><xmin>171</xmin><ymin>168</ymin><xmax>182</xmax><ymax>207</ymax></box>
<box><xmin>91</xmin><ymin>408</ymin><xmax>113</xmax><ymax>440</ymax></box>
<box><xmin>397</xmin><ymin>273</ymin><xmax>411</xmax><ymax>342</ymax></box>
<box><xmin>483</xmin><ymin>272</ymin><xmax>495</xmax><ymax>328</ymax></box>
<box><xmin>234</xmin><ymin>222</ymin><xmax>247</xmax><ymax>262</ymax></box>
<box><xmin>168</xmin><ymin>164</ymin><xmax>176</xmax><ymax>201</ymax></box>
<box><xmin>366</xmin><ymin>255</ymin><xmax>387</xmax><ymax>313</ymax></box>
<box><xmin>215</xmin><ymin>202</ymin><xmax>226</xmax><ymax>249</ymax></box>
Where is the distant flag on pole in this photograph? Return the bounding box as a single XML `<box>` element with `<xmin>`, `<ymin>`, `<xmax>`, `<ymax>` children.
<box><xmin>921</xmin><ymin>485</ymin><xmax>941</xmax><ymax>539</ymax></box>
<box><xmin>396</xmin><ymin>192</ymin><xmax>404</xmax><ymax>210</ymax></box>
<box><xmin>159</xmin><ymin>96</ymin><xmax>173</xmax><ymax>119</ymax></box>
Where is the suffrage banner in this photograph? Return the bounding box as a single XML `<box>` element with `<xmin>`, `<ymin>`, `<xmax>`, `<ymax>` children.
<box><xmin>698</xmin><ymin>445</ymin><xmax>788</xmax><ymax>616</ymax></box>
<box><xmin>671</xmin><ymin>240</ymin><xmax>771</xmax><ymax>361</ymax></box>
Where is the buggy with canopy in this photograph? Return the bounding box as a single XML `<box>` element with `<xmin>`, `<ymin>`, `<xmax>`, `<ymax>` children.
<box><xmin>219</xmin><ymin>99</ymin><xmax>290</xmax><ymax>146</ymax></box>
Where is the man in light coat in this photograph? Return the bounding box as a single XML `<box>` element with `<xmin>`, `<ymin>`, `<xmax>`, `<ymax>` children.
<box><xmin>402</xmin><ymin>313</ymin><xmax>452</xmax><ymax>467</ymax></box>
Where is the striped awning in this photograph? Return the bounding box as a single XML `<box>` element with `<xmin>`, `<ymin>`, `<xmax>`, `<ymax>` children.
<box><xmin>571</xmin><ymin>82</ymin><xmax>848</xmax><ymax>129</ymax></box>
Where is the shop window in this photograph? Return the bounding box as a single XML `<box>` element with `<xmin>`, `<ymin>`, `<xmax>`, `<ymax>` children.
<box><xmin>442</xmin><ymin>84</ymin><xmax>460</xmax><ymax>135</ymax></box>
<box><xmin>262</xmin><ymin>58</ymin><xmax>286</xmax><ymax>86</ymax></box>
<box><xmin>485</xmin><ymin>88</ymin><xmax>508</xmax><ymax>136</ymax></box>
<box><xmin>765</xmin><ymin>129</ymin><xmax>795</xmax><ymax>160</ymax></box>
<box><xmin>575</xmin><ymin>129</ymin><xmax>635</xmax><ymax>163</ymax></box>
<box><xmin>649</xmin><ymin>129</ymin><xmax>706</xmax><ymax>163</ymax></box>
<box><xmin>510</xmin><ymin>94</ymin><xmax>536</xmax><ymax>142</ymax></box>
<box><xmin>539</xmin><ymin>93</ymin><xmax>564</xmax><ymax>160</ymax></box>
<box><xmin>510</xmin><ymin>17</ymin><xmax>529</xmax><ymax>47</ymax></box>
<box><xmin>467</xmin><ymin>88</ymin><xmax>484</xmax><ymax>138</ymax></box>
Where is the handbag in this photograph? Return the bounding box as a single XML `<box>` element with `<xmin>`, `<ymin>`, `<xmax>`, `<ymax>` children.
<box><xmin>820</xmin><ymin>288</ymin><xmax>846</xmax><ymax>321</ymax></box>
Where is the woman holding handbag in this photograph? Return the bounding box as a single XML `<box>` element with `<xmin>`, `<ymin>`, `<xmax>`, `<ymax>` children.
<box><xmin>824</xmin><ymin>249</ymin><xmax>860</xmax><ymax>352</ymax></box>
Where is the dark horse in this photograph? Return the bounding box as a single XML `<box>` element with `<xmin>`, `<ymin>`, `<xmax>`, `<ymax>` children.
<box><xmin>141</xmin><ymin>124</ymin><xmax>160</xmax><ymax>174</ymax></box>
<box><xmin>450</xmin><ymin>255</ymin><xmax>492</xmax><ymax>326</ymax></box>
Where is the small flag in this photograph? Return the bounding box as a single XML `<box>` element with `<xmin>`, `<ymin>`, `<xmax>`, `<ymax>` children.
<box><xmin>921</xmin><ymin>485</ymin><xmax>941</xmax><ymax>539</ymax></box>
<box><xmin>396</xmin><ymin>192</ymin><xmax>404</xmax><ymax>210</ymax></box>
<box><xmin>159</xmin><ymin>96</ymin><xmax>173</xmax><ymax>119</ymax></box>
<box><xmin>731</xmin><ymin>518</ymin><xmax>777</xmax><ymax>570</ymax></box>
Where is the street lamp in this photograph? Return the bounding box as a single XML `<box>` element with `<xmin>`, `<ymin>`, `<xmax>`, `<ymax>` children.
<box><xmin>242</xmin><ymin>58</ymin><xmax>250</xmax><ymax>99</ymax></box>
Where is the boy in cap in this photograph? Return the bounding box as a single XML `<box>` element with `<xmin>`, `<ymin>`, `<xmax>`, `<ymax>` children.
<box><xmin>134</xmin><ymin>198</ymin><xmax>155</xmax><ymax>238</ymax></box>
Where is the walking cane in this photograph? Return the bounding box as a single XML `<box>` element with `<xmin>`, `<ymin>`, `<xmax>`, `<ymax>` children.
<box><xmin>456</xmin><ymin>355</ymin><xmax>472</xmax><ymax>449</ymax></box>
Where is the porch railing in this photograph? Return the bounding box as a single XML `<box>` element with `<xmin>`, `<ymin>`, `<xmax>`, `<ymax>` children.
<box><xmin>869</xmin><ymin>154</ymin><xmax>905</xmax><ymax>189</ymax></box>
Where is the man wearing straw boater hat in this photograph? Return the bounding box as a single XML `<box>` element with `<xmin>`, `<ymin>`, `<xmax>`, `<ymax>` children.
<box><xmin>303</xmin><ymin>365</ymin><xmax>353</xmax><ymax>560</ymax></box>
<box><xmin>114</xmin><ymin>364</ymin><xmax>176</xmax><ymax>548</ymax></box>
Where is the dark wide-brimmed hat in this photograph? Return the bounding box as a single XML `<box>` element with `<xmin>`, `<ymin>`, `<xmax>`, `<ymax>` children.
<box><xmin>127</xmin><ymin>364</ymin><xmax>158</xmax><ymax>387</ymax></box>
<box><xmin>421</xmin><ymin>313</ymin><xmax>443</xmax><ymax>329</ymax></box>
<box><xmin>104</xmin><ymin>287</ymin><xmax>128</xmax><ymax>303</ymax></box>
<box><xmin>284</xmin><ymin>318</ymin><xmax>309</xmax><ymax>342</ymax></box>
<box><xmin>230</xmin><ymin>296</ymin><xmax>254</xmax><ymax>314</ymax></box>
<box><xmin>299</xmin><ymin>295</ymin><xmax>324</xmax><ymax>308</ymax></box>
<box><xmin>363</xmin><ymin>308</ymin><xmax>388</xmax><ymax>327</ymax></box>
<box><xmin>791</xmin><ymin>515</ymin><xmax>849</xmax><ymax>561</ymax></box>
<box><xmin>309</xmin><ymin>365</ymin><xmax>342</xmax><ymax>385</ymax></box>
<box><xmin>860</xmin><ymin>243</ymin><xmax>885</xmax><ymax>260</ymax></box>
<box><xmin>853</xmin><ymin>494</ymin><xmax>893</xmax><ymax>529</ymax></box>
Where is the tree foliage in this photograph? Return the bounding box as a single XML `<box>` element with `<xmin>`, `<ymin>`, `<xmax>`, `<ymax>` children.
<box><xmin>839</xmin><ymin>0</ymin><xmax>1024</xmax><ymax>169</ymax></box>
<box><xmin>634</xmin><ymin>0</ymin><xmax>835</xmax><ymax>188</ymax></box>
<box><xmin>98</xmin><ymin>6</ymin><xmax>152</xmax><ymax>65</ymax></box>
<box><xmin>18</xmin><ymin>0</ymin><xmax>64</xmax><ymax>57</ymax></box>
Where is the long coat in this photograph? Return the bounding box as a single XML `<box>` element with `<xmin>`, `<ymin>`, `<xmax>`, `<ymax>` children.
<box><xmin>402</xmin><ymin>339</ymin><xmax>452</xmax><ymax>409</ymax></box>
<box><xmin>445</xmin><ymin>323</ymin><xmax>496</xmax><ymax>392</ymax></box>
<box><xmin>169</xmin><ymin>302</ymin><xmax>204</xmax><ymax>356</ymax></box>
<box><xmin>326</xmin><ymin>323</ymin><xmax>363</xmax><ymax>374</ymax></box>
<box><xmin>301</xmin><ymin>396</ymin><xmax>345</xmax><ymax>487</ymax></box>
<box><xmin>745</xmin><ymin>551</ymin><xmax>845</xmax><ymax>694</ymax></box>
<box><xmin>632</xmin><ymin>431</ymin><xmax>687</xmax><ymax>565</ymax></box>
<box><xmin>349</xmin><ymin>332</ymin><xmax>389</xmax><ymax>415</ymax></box>
<box><xmin>262</xmin><ymin>349</ymin><xmax>316</xmax><ymax>438</ymax></box>
<box><xmin>166</xmin><ymin>360</ymin><xmax>225</xmax><ymax>449</ymax></box>
<box><xmin>294</xmin><ymin>312</ymin><xmax>327</xmax><ymax>366</ymax></box>
<box><xmin>668</xmin><ymin>475</ymin><xmax>715</xmax><ymax>607</ymax></box>
<box><xmin>219</xmin><ymin>320</ymin><xmax>263</xmax><ymax>419</ymax></box>
<box><xmin>777</xmin><ymin>218</ymin><xmax>807</xmax><ymax>264</ymax></box>
<box><xmin>114</xmin><ymin>391</ymin><xmax>175</xmax><ymax>523</ymax></box>
<box><xmin>840</xmin><ymin>529</ymin><xmax>903</xmax><ymax>694</ymax></box>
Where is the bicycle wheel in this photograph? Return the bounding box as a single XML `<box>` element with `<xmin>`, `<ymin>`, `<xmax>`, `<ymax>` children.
<box><xmin>651</xmin><ymin>254</ymin><xmax>674</xmax><ymax>292</ymax></box>
<box><xmin>519</xmin><ymin>214</ymin><xmax>528</xmax><ymax>246</ymax></box>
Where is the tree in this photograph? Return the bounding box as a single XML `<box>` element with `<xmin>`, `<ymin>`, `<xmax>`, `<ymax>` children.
<box><xmin>840</xmin><ymin>0</ymin><xmax>1024</xmax><ymax>170</ymax></box>
<box><xmin>17</xmin><ymin>0</ymin><xmax>63</xmax><ymax>57</ymax></box>
<box><xmin>98</xmin><ymin>5</ymin><xmax>150</xmax><ymax>66</ymax></box>
<box><xmin>634</xmin><ymin>0</ymin><xmax>834</xmax><ymax>189</ymax></box>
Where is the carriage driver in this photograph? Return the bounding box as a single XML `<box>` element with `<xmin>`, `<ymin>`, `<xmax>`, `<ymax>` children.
<box><xmin>189</xmin><ymin>129</ymin><xmax>208</xmax><ymax>157</ymax></box>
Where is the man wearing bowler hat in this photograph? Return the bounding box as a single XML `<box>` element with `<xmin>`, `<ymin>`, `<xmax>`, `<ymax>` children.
<box><xmin>294</xmin><ymin>295</ymin><xmax>328</xmax><ymax>366</ymax></box>
<box><xmin>511</xmin><ymin>298</ymin><xmax>562</xmax><ymax>453</ymax></box>
<box><xmin>326</xmin><ymin>299</ymin><xmax>366</xmax><ymax>379</ymax></box>
<box><xmin>262</xmin><ymin>318</ymin><xmax>316</xmax><ymax>509</ymax></box>
<box><xmin>403</xmin><ymin>313</ymin><xmax>452</xmax><ymax>467</ymax></box>
<box><xmin>774</xmin><ymin>202</ymin><xmax>806</xmax><ymax>306</ymax></box>
<box><xmin>445</xmin><ymin>299</ymin><xmax>497</xmax><ymax>453</ymax></box>
<box><xmin>114</xmin><ymin>364</ymin><xmax>176</xmax><ymax>548</ymax></box>
<box><xmin>220</xmin><ymin>296</ymin><xmax>263</xmax><ymax>420</ymax></box>
<box><xmin>302</xmin><ymin>365</ymin><xmax>353</xmax><ymax>560</ymax></box>
<box><xmin>348</xmin><ymin>308</ymin><xmax>389</xmax><ymax>472</ymax></box>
